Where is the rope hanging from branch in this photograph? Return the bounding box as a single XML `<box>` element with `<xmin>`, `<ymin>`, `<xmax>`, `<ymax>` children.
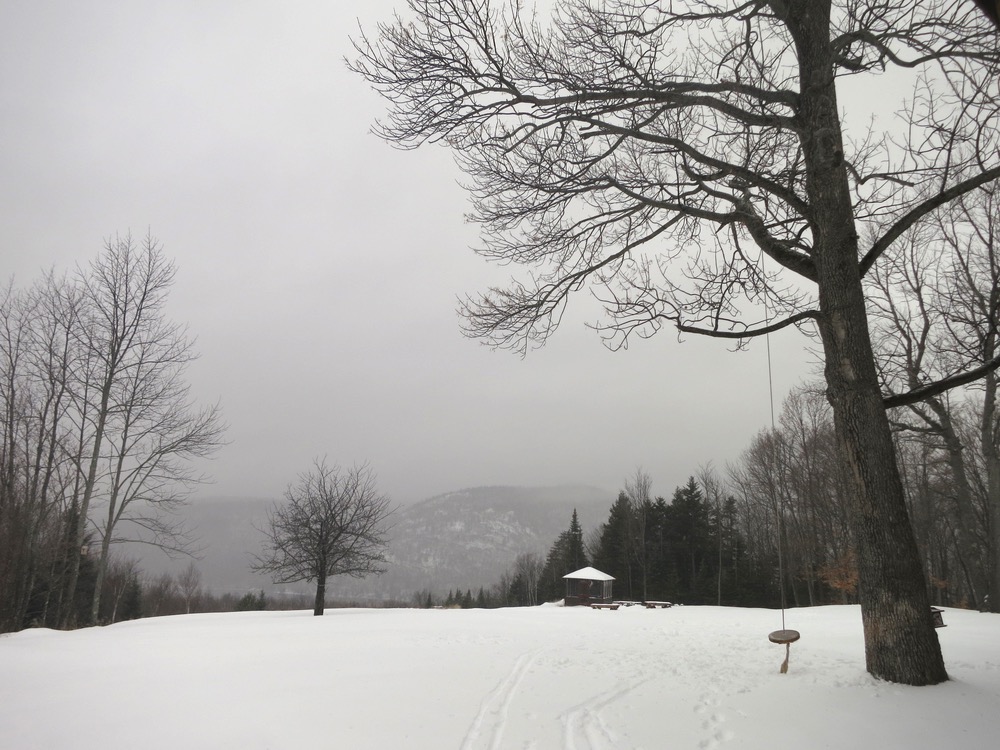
<box><xmin>762</xmin><ymin>258</ymin><xmax>800</xmax><ymax>673</ymax></box>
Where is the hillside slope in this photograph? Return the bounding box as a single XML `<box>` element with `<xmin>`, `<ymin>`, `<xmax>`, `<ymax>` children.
<box><xmin>127</xmin><ymin>485</ymin><xmax>612</xmax><ymax>600</ymax></box>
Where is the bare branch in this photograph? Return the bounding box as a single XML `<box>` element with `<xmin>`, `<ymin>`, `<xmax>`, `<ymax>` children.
<box><xmin>884</xmin><ymin>352</ymin><xmax>1000</xmax><ymax>408</ymax></box>
<box><xmin>861</xmin><ymin>165</ymin><xmax>1000</xmax><ymax>277</ymax></box>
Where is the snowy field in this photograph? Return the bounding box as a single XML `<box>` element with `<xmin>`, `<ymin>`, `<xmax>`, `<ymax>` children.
<box><xmin>2</xmin><ymin>604</ymin><xmax>999</xmax><ymax>750</ymax></box>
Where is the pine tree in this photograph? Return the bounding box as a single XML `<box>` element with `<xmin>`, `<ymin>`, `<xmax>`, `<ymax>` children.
<box><xmin>592</xmin><ymin>492</ymin><xmax>635</xmax><ymax>599</ymax></box>
<box><xmin>120</xmin><ymin>576</ymin><xmax>143</xmax><ymax>620</ymax></box>
<box><xmin>664</xmin><ymin>478</ymin><xmax>713</xmax><ymax>603</ymax></box>
<box><xmin>647</xmin><ymin>496</ymin><xmax>675</xmax><ymax>602</ymax></box>
<box><xmin>567</xmin><ymin>509</ymin><xmax>587</xmax><ymax>571</ymax></box>
<box><xmin>538</xmin><ymin>509</ymin><xmax>591</xmax><ymax>602</ymax></box>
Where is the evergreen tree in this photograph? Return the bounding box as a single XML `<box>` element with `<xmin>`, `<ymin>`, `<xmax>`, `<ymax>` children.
<box><xmin>538</xmin><ymin>509</ymin><xmax>590</xmax><ymax>602</ymax></box>
<box><xmin>566</xmin><ymin>509</ymin><xmax>587</xmax><ymax>571</ymax></box>
<box><xmin>646</xmin><ymin>496</ymin><xmax>677</xmax><ymax>602</ymax></box>
<box><xmin>234</xmin><ymin>590</ymin><xmax>267</xmax><ymax>611</ymax></box>
<box><xmin>119</xmin><ymin>576</ymin><xmax>143</xmax><ymax>620</ymax></box>
<box><xmin>592</xmin><ymin>492</ymin><xmax>636</xmax><ymax>599</ymax></box>
<box><xmin>663</xmin><ymin>478</ymin><xmax>713</xmax><ymax>603</ymax></box>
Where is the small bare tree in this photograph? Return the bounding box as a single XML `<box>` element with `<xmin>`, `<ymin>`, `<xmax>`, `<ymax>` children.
<box><xmin>177</xmin><ymin>561</ymin><xmax>202</xmax><ymax>614</ymax></box>
<box><xmin>624</xmin><ymin>468</ymin><xmax>653</xmax><ymax>602</ymax></box>
<box><xmin>142</xmin><ymin>572</ymin><xmax>177</xmax><ymax>617</ymax></box>
<box><xmin>512</xmin><ymin>551</ymin><xmax>544</xmax><ymax>606</ymax></box>
<box><xmin>252</xmin><ymin>460</ymin><xmax>393</xmax><ymax>616</ymax></box>
<box><xmin>101</xmin><ymin>553</ymin><xmax>140</xmax><ymax>624</ymax></box>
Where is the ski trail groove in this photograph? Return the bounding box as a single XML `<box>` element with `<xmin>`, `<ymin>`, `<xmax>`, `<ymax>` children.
<box><xmin>461</xmin><ymin>649</ymin><xmax>541</xmax><ymax>750</ymax></box>
<box><xmin>561</xmin><ymin>676</ymin><xmax>652</xmax><ymax>750</ymax></box>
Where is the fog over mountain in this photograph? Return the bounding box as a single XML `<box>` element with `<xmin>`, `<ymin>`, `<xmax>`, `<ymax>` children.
<box><xmin>126</xmin><ymin>485</ymin><xmax>613</xmax><ymax>601</ymax></box>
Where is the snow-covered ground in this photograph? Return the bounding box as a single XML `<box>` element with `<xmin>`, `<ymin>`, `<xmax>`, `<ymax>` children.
<box><xmin>2</xmin><ymin>604</ymin><xmax>998</xmax><ymax>749</ymax></box>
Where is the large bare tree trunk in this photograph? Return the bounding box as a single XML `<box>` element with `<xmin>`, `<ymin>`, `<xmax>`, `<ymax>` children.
<box><xmin>790</xmin><ymin>1</ymin><xmax>946</xmax><ymax>684</ymax></box>
<box><xmin>314</xmin><ymin>570</ymin><xmax>327</xmax><ymax>617</ymax></box>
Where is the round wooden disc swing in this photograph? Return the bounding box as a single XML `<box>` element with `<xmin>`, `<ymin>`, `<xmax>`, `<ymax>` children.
<box><xmin>768</xmin><ymin>628</ymin><xmax>800</xmax><ymax>674</ymax></box>
<box><xmin>763</xmin><ymin>300</ymin><xmax>801</xmax><ymax>674</ymax></box>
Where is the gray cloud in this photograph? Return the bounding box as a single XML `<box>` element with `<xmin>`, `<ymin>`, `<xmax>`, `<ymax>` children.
<box><xmin>1</xmin><ymin>0</ymin><xmax>812</xmax><ymax>505</ymax></box>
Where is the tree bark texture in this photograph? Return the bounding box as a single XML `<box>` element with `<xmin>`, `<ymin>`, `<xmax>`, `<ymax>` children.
<box><xmin>788</xmin><ymin>1</ymin><xmax>946</xmax><ymax>684</ymax></box>
<box><xmin>314</xmin><ymin>570</ymin><xmax>326</xmax><ymax>617</ymax></box>
<box><xmin>982</xmin><ymin>372</ymin><xmax>1000</xmax><ymax>611</ymax></box>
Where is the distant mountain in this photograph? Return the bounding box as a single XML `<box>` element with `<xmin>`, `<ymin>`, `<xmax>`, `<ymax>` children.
<box><xmin>349</xmin><ymin>485</ymin><xmax>611</xmax><ymax>600</ymax></box>
<box><xmin>125</xmin><ymin>485</ymin><xmax>612</xmax><ymax>602</ymax></box>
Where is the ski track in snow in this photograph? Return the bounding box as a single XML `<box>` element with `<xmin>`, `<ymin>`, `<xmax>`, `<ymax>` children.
<box><xmin>560</xmin><ymin>676</ymin><xmax>651</xmax><ymax>750</ymax></box>
<box><xmin>461</xmin><ymin>649</ymin><xmax>541</xmax><ymax>750</ymax></box>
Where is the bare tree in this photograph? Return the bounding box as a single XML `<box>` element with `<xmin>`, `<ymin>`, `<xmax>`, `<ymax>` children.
<box><xmin>697</xmin><ymin>464</ymin><xmax>726</xmax><ymax>607</ymax></box>
<box><xmin>252</xmin><ymin>460</ymin><xmax>394</xmax><ymax>616</ymax></box>
<box><xmin>0</xmin><ymin>281</ymin><xmax>36</xmax><ymax>629</ymax></box>
<box><xmin>2</xmin><ymin>235</ymin><xmax>223</xmax><ymax>631</ymax></box>
<box><xmin>142</xmin><ymin>571</ymin><xmax>177</xmax><ymax>617</ymax></box>
<box><xmin>352</xmin><ymin>0</ymin><xmax>1000</xmax><ymax>685</ymax></box>
<box><xmin>101</xmin><ymin>552</ymin><xmax>140</xmax><ymax>624</ymax></box>
<box><xmin>512</xmin><ymin>551</ymin><xmax>544</xmax><ymax>606</ymax></box>
<box><xmin>730</xmin><ymin>388</ymin><xmax>856</xmax><ymax>607</ymax></box>
<box><xmin>0</xmin><ymin>273</ymin><xmax>83</xmax><ymax>630</ymax></box>
<box><xmin>62</xmin><ymin>233</ymin><xmax>167</xmax><ymax>624</ymax></box>
<box><xmin>868</xmin><ymin>215</ymin><xmax>985</xmax><ymax>605</ymax></box>
<box><xmin>61</xmin><ymin>234</ymin><xmax>225</xmax><ymax>626</ymax></box>
<box><xmin>869</xmin><ymin>182</ymin><xmax>1000</xmax><ymax>608</ymax></box>
<box><xmin>624</xmin><ymin>468</ymin><xmax>653</xmax><ymax>601</ymax></box>
<box><xmin>177</xmin><ymin>561</ymin><xmax>202</xmax><ymax>614</ymax></box>
<box><xmin>933</xmin><ymin>187</ymin><xmax>1000</xmax><ymax>611</ymax></box>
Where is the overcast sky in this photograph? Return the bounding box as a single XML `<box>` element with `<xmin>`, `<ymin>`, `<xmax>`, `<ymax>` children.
<box><xmin>0</xmin><ymin>0</ymin><xmax>816</xmax><ymax>506</ymax></box>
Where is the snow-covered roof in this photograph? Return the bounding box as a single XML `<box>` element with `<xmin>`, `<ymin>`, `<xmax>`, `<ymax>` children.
<box><xmin>563</xmin><ymin>566</ymin><xmax>615</xmax><ymax>581</ymax></box>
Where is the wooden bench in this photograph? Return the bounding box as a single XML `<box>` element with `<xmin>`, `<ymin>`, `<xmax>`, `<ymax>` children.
<box><xmin>644</xmin><ymin>601</ymin><xmax>673</xmax><ymax>608</ymax></box>
<box><xmin>591</xmin><ymin>603</ymin><xmax>620</xmax><ymax>610</ymax></box>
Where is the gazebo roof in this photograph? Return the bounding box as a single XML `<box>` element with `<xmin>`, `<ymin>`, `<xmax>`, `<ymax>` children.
<box><xmin>563</xmin><ymin>566</ymin><xmax>615</xmax><ymax>581</ymax></box>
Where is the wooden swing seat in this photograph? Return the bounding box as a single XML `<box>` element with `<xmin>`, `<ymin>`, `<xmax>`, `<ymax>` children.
<box><xmin>768</xmin><ymin>629</ymin><xmax>801</xmax><ymax>645</ymax></box>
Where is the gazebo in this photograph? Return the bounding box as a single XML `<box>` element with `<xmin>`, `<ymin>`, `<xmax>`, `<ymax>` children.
<box><xmin>562</xmin><ymin>566</ymin><xmax>615</xmax><ymax>606</ymax></box>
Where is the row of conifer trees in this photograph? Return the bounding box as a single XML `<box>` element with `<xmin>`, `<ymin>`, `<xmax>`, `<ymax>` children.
<box><xmin>449</xmin><ymin>382</ymin><xmax>996</xmax><ymax>611</ymax></box>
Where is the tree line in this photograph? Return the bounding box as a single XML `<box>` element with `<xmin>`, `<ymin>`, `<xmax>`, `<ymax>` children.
<box><xmin>443</xmin><ymin>374</ymin><xmax>999</xmax><ymax>613</ymax></box>
<box><xmin>0</xmin><ymin>234</ymin><xmax>225</xmax><ymax>632</ymax></box>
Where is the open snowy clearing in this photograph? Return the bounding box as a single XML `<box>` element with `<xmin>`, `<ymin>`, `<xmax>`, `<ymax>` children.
<box><xmin>2</xmin><ymin>604</ymin><xmax>999</xmax><ymax>749</ymax></box>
